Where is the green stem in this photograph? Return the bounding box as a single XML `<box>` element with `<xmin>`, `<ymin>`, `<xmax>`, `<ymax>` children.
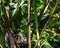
<box><xmin>33</xmin><ymin>0</ymin><xmax>40</xmax><ymax>47</ymax></box>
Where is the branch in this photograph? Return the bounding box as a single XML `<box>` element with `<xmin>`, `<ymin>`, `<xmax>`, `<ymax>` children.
<box><xmin>28</xmin><ymin>0</ymin><xmax>31</xmax><ymax>48</ymax></box>
<box><xmin>34</xmin><ymin>1</ymin><xmax>59</xmax><ymax>48</ymax></box>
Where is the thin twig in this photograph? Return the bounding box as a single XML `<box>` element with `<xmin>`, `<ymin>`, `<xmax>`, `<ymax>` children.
<box><xmin>46</xmin><ymin>0</ymin><xmax>49</xmax><ymax>4</ymax></box>
<box><xmin>28</xmin><ymin>0</ymin><xmax>31</xmax><ymax>48</ymax></box>
<box><xmin>34</xmin><ymin>1</ymin><xmax>59</xmax><ymax>48</ymax></box>
<box><xmin>10</xmin><ymin>0</ymin><xmax>12</xmax><ymax>3</ymax></box>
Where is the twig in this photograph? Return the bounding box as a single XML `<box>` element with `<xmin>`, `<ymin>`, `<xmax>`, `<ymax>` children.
<box><xmin>34</xmin><ymin>1</ymin><xmax>59</xmax><ymax>48</ymax></box>
<box><xmin>28</xmin><ymin>0</ymin><xmax>31</xmax><ymax>48</ymax></box>
<box><xmin>46</xmin><ymin>0</ymin><xmax>49</xmax><ymax>4</ymax></box>
<box><xmin>10</xmin><ymin>0</ymin><xmax>12</xmax><ymax>3</ymax></box>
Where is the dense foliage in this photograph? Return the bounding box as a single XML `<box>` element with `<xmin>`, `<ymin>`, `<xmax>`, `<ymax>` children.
<box><xmin>0</xmin><ymin>0</ymin><xmax>60</xmax><ymax>48</ymax></box>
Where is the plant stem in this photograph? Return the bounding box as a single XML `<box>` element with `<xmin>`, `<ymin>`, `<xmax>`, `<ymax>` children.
<box><xmin>28</xmin><ymin>0</ymin><xmax>31</xmax><ymax>48</ymax></box>
<box><xmin>33</xmin><ymin>0</ymin><xmax>40</xmax><ymax>47</ymax></box>
<box><xmin>34</xmin><ymin>1</ymin><xmax>59</xmax><ymax>48</ymax></box>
